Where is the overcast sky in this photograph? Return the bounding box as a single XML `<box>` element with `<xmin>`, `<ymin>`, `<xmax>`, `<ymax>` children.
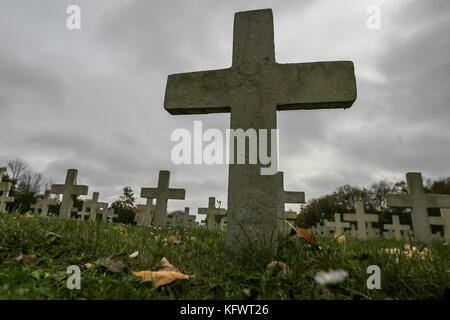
<box><xmin>1</xmin><ymin>0</ymin><xmax>449</xmax><ymax>219</ymax></box>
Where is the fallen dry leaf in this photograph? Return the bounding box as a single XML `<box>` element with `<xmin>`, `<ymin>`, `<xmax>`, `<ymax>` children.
<box><xmin>15</xmin><ymin>254</ymin><xmax>39</xmax><ymax>266</ymax></box>
<box><xmin>132</xmin><ymin>270</ymin><xmax>190</xmax><ymax>287</ymax></box>
<box><xmin>132</xmin><ymin>257</ymin><xmax>191</xmax><ymax>288</ymax></box>
<box><xmin>335</xmin><ymin>234</ymin><xmax>347</xmax><ymax>244</ymax></box>
<box><xmin>266</xmin><ymin>261</ymin><xmax>290</xmax><ymax>277</ymax></box>
<box><xmin>83</xmin><ymin>263</ymin><xmax>94</xmax><ymax>269</ymax></box>
<box><xmin>46</xmin><ymin>232</ymin><xmax>62</xmax><ymax>243</ymax></box>
<box><xmin>95</xmin><ymin>254</ymin><xmax>127</xmax><ymax>274</ymax></box>
<box><xmin>163</xmin><ymin>236</ymin><xmax>181</xmax><ymax>245</ymax></box>
<box><xmin>159</xmin><ymin>257</ymin><xmax>180</xmax><ymax>272</ymax></box>
<box><xmin>286</xmin><ymin>221</ymin><xmax>320</xmax><ymax>248</ymax></box>
<box><xmin>384</xmin><ymin>244</ymin><xmax>430</xmax><ymax>260</ymax></box>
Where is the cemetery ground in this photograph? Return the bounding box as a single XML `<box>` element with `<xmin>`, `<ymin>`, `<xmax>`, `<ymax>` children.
<box><xmin>0</xmin><ymin>212</ymin><xmax>448</xmax><ymax>300</ymax></box>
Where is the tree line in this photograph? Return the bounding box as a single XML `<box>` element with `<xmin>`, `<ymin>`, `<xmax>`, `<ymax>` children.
<box><xmin>297</xmin><ymin>177</ymin><xmax>450</xmax><ymax>234</ymax></box>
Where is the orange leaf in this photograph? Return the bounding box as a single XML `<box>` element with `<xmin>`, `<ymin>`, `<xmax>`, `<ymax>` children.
<box><xmin>132</xmin><ymin>271</ymin><xmax>190</xmax><ymax>288</ymax></box>
<box><xmin>286</xmin><ymin>221</ymin><xmax>319</xmax><ymax>247</ymax></box>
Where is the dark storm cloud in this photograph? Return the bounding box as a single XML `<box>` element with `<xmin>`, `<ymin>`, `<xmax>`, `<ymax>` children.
<box><xmin>0</xmin><ymin>0</ymin><xmax>449</xmax><ymax>218</ymax></box>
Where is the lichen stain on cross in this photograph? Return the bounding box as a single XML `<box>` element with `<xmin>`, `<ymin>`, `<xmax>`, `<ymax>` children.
<box><xmin>164</xmin><ymin>8</ymin><xmax>357</xmax><ymax>254</ymax></box>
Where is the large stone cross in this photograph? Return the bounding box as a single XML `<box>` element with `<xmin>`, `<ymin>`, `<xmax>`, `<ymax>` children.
<box><xmin>51</xmin><ymin>169</ymin><xmax>89</xmax><ymax>219</ymax></box>
<box><xmin>325</xmin><ymin>213</ymin><xmax>350</xmax><ymax>236</ymax></box>
<box><xmin>386</xmin><ymin>172</ymin><xmax>450</xmax><ymax>243</ymax></box>
<box><xmin>141</xmin><ymin>170</ymin><xmax>185</xmax><ymax>227</ymax></box>
<box><xmin>31</xmin><ymin>190</ymin><xmax>57</xmax><ymax>217</ymax></box>
<box><xmin>80</xmin><ymin>192</ymin><xmax>108</xmax><ymax>221</ymax></box>
<box><xmin>198</xmin><ymin>197</ymin><xmax>227</xmax><ymax>231</ymax></box>
<box><xmin>343</xmin><ymin>201</ymin><xmax>379</xmax><ymax>240</ymax></box>
<box><xmin>429</xmin><ymin>209</ymin><xmax>450</xmax><ymax>241</ymax></box>
<box><xmin>383</xmin><ymin>215</ymin><xmax>410</xmax><ymax>241</ymax></box>
<box><xmin>164</xmin><ymin>9</ymin><xmax>356</xmax><ymax>253</ymax></box>
<box><xmin>0</xmin><ymin>167</ymin><xmax>14</xmax><ymax>212</ymax></box>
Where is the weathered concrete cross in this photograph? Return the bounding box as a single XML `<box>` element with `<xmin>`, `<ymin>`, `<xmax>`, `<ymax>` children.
<box><xmin>51</xmin><ymin>169</ymin><xmax>89</xmax><ymax>219</ymax></box>
<box><xmin>429</xmin><ymin>209</ymin><xmax>450</xmax><ymax>241</ymax></box>
<box><xmin>198</xmin><ymin>197</ymin><xmax>227</xmax><ymax>231</ymax></box>
<box><xmin>0</xmin><ymin>167</ymin><xmax>14</xmax><ymax>212</ymax></box>
<box><xmin>325</xmin><ymin>213</ymin><xmax>350</xmax><ymax>236</ymax></box>
<box><xmin>386</xmin><ymin>172</ymin><xmax>450</xmax><ymax>243</ymax></box>
<box><xmin>104</xmin><ymin>208</ymin><xmax>118</xmax><ymax>223</ymax></box>
<box><xmin>140</xmin><ymin>171</ymin><xmax>185</xmax><ymax>227</ymax></box>
<box><xmin>181</xmin><ymin>207</ymin><xmax>196</xmax><ymax>228</ymax></box>
<box><xmin>343</xmin><ymin>201</ymin><xmax>379</xmax><ymax>240</ymax></box>
<box><xmin>383</xmin><ymin>215</ymin><xmax>410</xmax><ymax>241</ymax></box>
<box><xmin>80</xmin><ymin>192</ymin><xmax>108</xmax><ymax>221</ymax></box>
<box><xmin>31</xmin><ymin>190</ymin><xmax>57</xmax><ymax>217</ymax></box>
<box><xmin>164</xmin><ymin>9</ymin><xmax>356</xmax><ymax>253</ymax></box>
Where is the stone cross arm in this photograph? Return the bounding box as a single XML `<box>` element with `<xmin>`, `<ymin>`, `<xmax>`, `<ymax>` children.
<box><xmin>165</xmin><ymin>62</ymin><xmax>356</xmax><ymax>115</ymax></box>
<box><xmin>140</xmin><ymin>188</ymin><xmax>185</xmax><ymax>200</ymax></box>
<box><xmin>51</xmin><ymin>184</ymin><xmax>88</xmax><ymax>196</ymax></box>
<box><xmin>387</xmin><ymin>193</ymin><xmax>450</xmax><ymax>208</ymax></box>
<box><xmin>282</xmin><ymin>191</ymin><xmax>305</xmax><ymax>204</ymax></box>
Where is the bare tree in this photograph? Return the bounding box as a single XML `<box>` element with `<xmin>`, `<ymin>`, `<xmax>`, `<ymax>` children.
<box><xmin>16</xmin><ymin>170</ymin><xmax>43</xmax><ymax>195</ymax></box>
<box><xmin>7</xmin><ymin>158</ymin><xmax>28</xmax><ymax>182</ymax></box>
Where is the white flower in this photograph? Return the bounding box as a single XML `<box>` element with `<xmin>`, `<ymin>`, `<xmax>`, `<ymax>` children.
<box><xmin>129</xmin><ymin>251</ymin><xmax>139</xmax><ymax>259</ymax></box>
<box><xmin>314</xmin><ymin>269</ymin><xmax>348</xmax><ymax>286</ymax></box>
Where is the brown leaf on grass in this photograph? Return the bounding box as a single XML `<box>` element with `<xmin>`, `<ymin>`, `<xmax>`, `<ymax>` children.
<box><xmin>132</xmin><ymin>270</ymin><xmax>191</xmax><ymax>287</ymax></box>
<box><xmin>95</xmin><ymin>254</ymin><xmax>127</xmax><ymax>274</ymax></box>
<box><xmin>15</xmin><ymin>254</ymin><xmax>39</xmax><ymax>266</ymax></box>
<box><xmin>23</xmin><ymin>212</ymin><xmax>33</xmax><ymax>219</ymax></box>
<box><xmin>46</xmin><ymin>232</ymin><xmax>62</xmax><ymax>243</ymax></box>
<box><xmin>286</xmin><ymin>221</ymin><xmax>320</xmax><ymax>248</ymax></box>
<box><xmin>83</xmin><ymin>263</ymin><xmax>94</xmax><ymax>270</ymax></box>
<box><xmin>159</xmin><ymin>257</ymin><xmax>180</xmax><ymax>272</ymax></box>
<box><xmin>334</xmin><ymin>234</ymin><xmax>347</xmax><ymax>244</ymax></box>
<box><xmin>132</xmin><ymin>257</ymin><xmax>191</xmax><ymax>288</ymax></box>
<box><xmin>154</xmin><ymin>235</ymin><xmax>181</xmax><ymax>245</ymax></box>
<box><xmin>384</xmin><ymin>244</ymin><xmax>430</xmax><ymax>260</ymax></box>
<box><xmin>242</xmin><ymin>288</ymin><xmax>258</xmax><ymax>300</ymax></box>
<box><xmin>266</xmin><ymin>261</ymin><xmax>290</xmax><ymax>277</ymax></box>
<box><xmin>164</xmin><ymin>236</ymin><xmax>181</xmax><ymax>245</ymax></box>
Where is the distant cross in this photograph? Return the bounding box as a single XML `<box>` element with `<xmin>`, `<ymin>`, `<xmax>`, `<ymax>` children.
<box><xmin>386</xmin><ymin>172</ymin><xmax>450</xmax><ymax>242</ymax></box>
<box><xmin>383</xmin><ymin>215</ymin><xmax>411</xmax><ymax>241</ymax></box>
<box><xmin>185</xmin><ymin>215</ymin><xmax>197</xmax><ymax>228</ymax></box>
<box><xmin>429</xmin><ymin>209</ymin><xmax>450</xmax><ymax>241</ymax></box>
<box><xmin>345</xmin><ymin>224</ymin><xmax>358</xmax><ymax>238</ymax></box>
<box><xmin>366</xmin><ymin>223</ymin><xmax>379</xmax><ymax>239</ymax></box>
<box><xmin>80</xmin><ymin>192</ymin><xmax>108</xmax><ymax>221</ymax></box>
<box><xmin>182</xmin><ymin>207</ymin><xmax>196</xmax><ymax>228</ymax></box>
<box><xmin>198</xmin><ymin>197</ymin><xmax>227</xmax><ymax>231</ymax></box>
<box><xmin>325</xmin><ymin>214</ymin><xmax>350</xmax><ymax>236</ymax></box>
<box><xmin>0</xmin><ymin>167</ymin><xmax>14</xmax><ymax>212</ymax></box>
<box><xmin>135</xmin><ymin>198</ymin><xmax>155</xmax><ymax>226</ymax></box>
<box><xmin>51</xmin><ymin>169</ymin><xmax>88</xmax><ymax>219</ymax></box>
<box><xmin>343</xmin><ymin>201</ymin><xmax>379</xmax><ymax>240</ymax></box>
<box><xmin>164</xmin><ymin>9</ymin><xmax>356</xmax><ymax>253</ymax></box>
<box><xmin>104</xmin><ymin>208</ymin><xmax>118</xmax><ymax>223</ymax></box>
<box><xmin>140</xmin><ymin>170</ymin><xmax>185</xmax><ymax>227</ymax></box>
<box><xmin>31</xmin><ymin>190</ymin><xmax>57</xmax><ymax>217</ymax></box>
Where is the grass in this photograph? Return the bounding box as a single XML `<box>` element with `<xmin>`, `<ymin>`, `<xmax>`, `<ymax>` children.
<box><xmin>0</xmin><ymin>211</ymin><xmax>448</xmax><ymax>300</ymax></box>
